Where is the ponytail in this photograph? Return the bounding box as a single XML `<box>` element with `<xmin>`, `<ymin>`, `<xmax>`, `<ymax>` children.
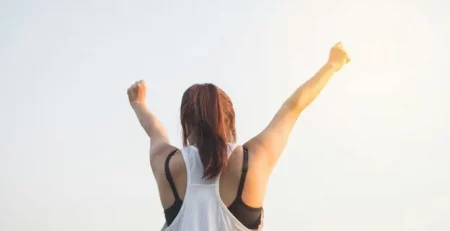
<box><xmin>181</xmin><ymin>83</ymin><xmax>236</xmax><ymax>179</ymax></box>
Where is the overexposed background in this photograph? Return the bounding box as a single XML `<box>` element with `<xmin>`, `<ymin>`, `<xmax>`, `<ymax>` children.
<box><xmin>1</xmin><ymin>0</ymin><xmax>449</xmax><ymax>230</ymax></box>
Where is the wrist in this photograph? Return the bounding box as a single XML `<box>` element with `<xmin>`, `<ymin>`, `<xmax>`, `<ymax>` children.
<box><xmin>324</xmin><ymin>62</ymin><xmax>339</xmax><ymax>72</ymax></box>
<box><xmin>131</xmin><ymin>101</ymin><xmax>147</xmax><ymax>110</ymax></box>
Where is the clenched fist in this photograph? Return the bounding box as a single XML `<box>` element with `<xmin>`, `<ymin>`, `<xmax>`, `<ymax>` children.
<box><xmin>127</xmin><ymin>80</ymin><xmax>147</xmax><ymax>105</ymax></box>
<box><xmin>327</xmin><ymin>42</ymin><xmax>351</xmax><ymax>71</ymax></box>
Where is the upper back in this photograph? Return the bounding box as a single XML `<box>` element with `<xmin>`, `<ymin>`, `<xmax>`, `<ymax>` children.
<box><xmin>156</xmin><ymin>144</ymin><xmax>268</xmax><ymax>230</ymax></box>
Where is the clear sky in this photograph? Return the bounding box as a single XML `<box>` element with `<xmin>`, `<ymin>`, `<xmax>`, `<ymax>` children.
<box><xmin>1</xmin><ymin>0</ymin><xmax>449</xmax><ymax>230</ymax></box>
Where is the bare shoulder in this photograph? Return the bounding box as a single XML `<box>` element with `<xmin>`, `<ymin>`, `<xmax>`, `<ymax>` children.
<box><xmin>168</xmin><ymin>150</ymin><xmax>186</xmax><ymax>179</ymax></box>
<box><xmin>244</xmin><ymin>141</ymin><xmax>271</xmax><ymax>171</ymax></box>
<box><xmin>153</xmin><ymin>147</ymin><xmax>188</xmax><ymax>208</ymax></box>
<box><xmin>226</xmin><ymin>145</ymin><xmax>244</xmax><ymax>172</ymax></box>
<box><xmin>228</xmin><ymin>143</ymin><xmax>270</xmax><ymax>177</ymax></box>
<box><xmin>150</xmin><ymin>144</ymin><xmax>182</xmax><ymax>180</ymax></box>
<box><xmin>236</xmin><ymin>143</ymin><xmax>271</xmax><ymax>207</ymax></box>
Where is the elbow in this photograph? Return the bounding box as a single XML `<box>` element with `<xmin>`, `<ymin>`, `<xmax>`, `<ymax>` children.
<box><xmin>283</xmin><ymin>98</ymin><xmax>306</xmax><ymax>115</ymax></box>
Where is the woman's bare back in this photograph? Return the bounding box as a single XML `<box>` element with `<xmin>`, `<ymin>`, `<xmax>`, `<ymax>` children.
<box><xmin>156</xmin><ymin>144</ymin><xmax>269</xmax><ymax>212</ymax></box>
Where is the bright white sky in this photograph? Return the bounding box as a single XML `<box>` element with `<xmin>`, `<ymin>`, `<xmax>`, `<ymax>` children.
<box><xmin>1</xmin><ymin>0</ymin><xmax>449</xmax><ymax>230</ymax></box>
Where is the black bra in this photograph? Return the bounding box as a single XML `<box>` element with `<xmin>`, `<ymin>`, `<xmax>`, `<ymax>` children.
<box><xmin>163</xmin><ymin>147</ymin><xmax>262</xmax><ymax>229</ymax></box>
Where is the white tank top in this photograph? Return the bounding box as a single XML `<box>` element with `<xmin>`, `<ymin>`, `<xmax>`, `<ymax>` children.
<box><xmin>160</xmin><ymin>144</ymin><xmax>264</xmax><ymax>231</ymax></box>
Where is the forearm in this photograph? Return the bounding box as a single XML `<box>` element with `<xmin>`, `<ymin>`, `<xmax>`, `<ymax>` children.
<box><xmin>131</xmin><ymin>103</ymin><xmax>169</xmax><ymax>140</ymax></box>
<box><xmin>283</xmin><ymin>63</ymin><xmax>337</xmax><ymax>114</ymax></box>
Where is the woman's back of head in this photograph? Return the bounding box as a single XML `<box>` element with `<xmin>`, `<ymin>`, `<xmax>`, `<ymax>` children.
<box><xmin>180</xmin><ymin>83</ymin><xmax>236</xmax><ymax>179</ymax></box>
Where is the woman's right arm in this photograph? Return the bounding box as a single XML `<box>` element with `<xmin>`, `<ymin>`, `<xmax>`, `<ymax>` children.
<box><xmin>245</xmin><ymin>42</ymin><xmax>351</xmax><ymax>170</ymax></box>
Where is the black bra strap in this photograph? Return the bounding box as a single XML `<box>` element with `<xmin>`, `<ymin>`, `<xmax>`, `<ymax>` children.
<box><xmin>236</xmin><ymin>146</ymin><xmax>249</xmax><ymax>198</ymax></box>
<box><xmin>165</xmin><ymin>149</ymin><xmax>181</xmax><ymax>201</ymax></box>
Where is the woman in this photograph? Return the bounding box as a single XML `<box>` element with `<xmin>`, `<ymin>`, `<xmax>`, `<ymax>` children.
<box><xmin>127</xmin><ymin>42</ymin><xmax>350</xmax><ymax>230</ymax></box>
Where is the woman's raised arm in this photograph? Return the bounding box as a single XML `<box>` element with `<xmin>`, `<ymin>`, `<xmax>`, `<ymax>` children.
<box><xmin>127</xmin><ymin>80</ymin><xmax>174</xmax><ymax>163</ymax></box>
<box><xmin>245</xmin><ymin>42</ymin><xmax>351</xmax><ymax>170</ymax></box>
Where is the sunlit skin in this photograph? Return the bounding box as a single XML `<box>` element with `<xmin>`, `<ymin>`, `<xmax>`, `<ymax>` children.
<box><xmin>127</xmin><ymin>42</ymin><xmax>350</xmax><ymax>220</ymax></box>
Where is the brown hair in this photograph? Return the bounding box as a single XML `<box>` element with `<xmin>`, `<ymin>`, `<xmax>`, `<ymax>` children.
<box><xmin>180</xmin><ymin>83</ymin><xmax>236</xmax><ymax>179</ymax></box>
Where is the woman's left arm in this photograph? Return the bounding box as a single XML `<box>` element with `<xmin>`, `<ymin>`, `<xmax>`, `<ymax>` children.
<box><xmin>127</xmin><ymin>80</ymin><xmax>174</xmax><ymax>163</ymax></box>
